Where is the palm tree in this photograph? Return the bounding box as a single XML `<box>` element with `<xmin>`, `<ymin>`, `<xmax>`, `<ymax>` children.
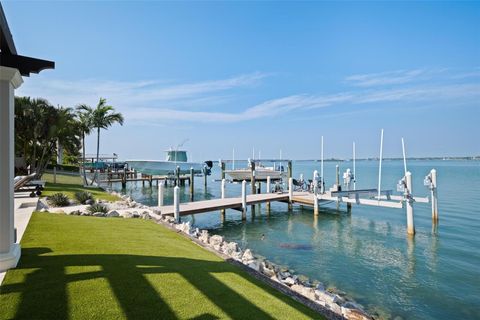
<box><xmin>76</xmin><ymin>104</ymin><xmax>94</xmax><ymax>184</ymax></box>
<box><xmin>89</xmin><ymin>98</ymin><xmax>124</xmax><ymax>184</ymax></box>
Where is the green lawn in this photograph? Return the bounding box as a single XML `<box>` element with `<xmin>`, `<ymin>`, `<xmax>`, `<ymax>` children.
<box><xmin>42</xmin><ymin>173</ymin><xmax>120</xmax><ymax>202</ymax></box>
<box><xmin>0</xmin><ymin>213</ymin><xmax>322</xmax><ymax>319</ymax></box>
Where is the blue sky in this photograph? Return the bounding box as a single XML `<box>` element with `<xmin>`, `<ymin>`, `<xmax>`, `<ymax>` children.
<box><xmin>4</xmin><ymin>1</ymin><xmax>480</xmax><ymax>160</ymax></box>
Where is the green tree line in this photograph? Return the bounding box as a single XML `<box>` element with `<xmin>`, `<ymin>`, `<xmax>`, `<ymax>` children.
<box><xmin>15</xmin><ymin>96</ymin><xmax>123</xmax><ymax>184</ymax></box>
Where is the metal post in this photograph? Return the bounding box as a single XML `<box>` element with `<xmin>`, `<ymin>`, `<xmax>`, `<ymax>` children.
<box><xmin>174</xmin><ymin>186</ymin><xmax>180</xmax><ymax>223</ymax></box>
<box><xmin>158</xmin><ymin>182</ymin><xmax>164</xmax><ymax>207</ymax></box>
<box><xmin>288</xmin><ymin>177</ymin><xmax>293</xmax><ymax>210</ymax></box>
<box><xmin>221</xmin><ymin>178</ymin><xmax>226</xmax><ymax>220</ymax></box>
<box><xmin>431</xmin><ymin>169</ymin><xmax>438</xmax><ymax>222</ymax></box>
<box><xmin>241</xmin><ymin>180</ymin><xmax>247</xmax><ymax>220</ymax></box>
<box><xmin>406</xmin><ymin>171</ymin><xmax>415</xmax><ymax>235</ymax></box>
<box><xmin>189</xmin><ymin>167</ymin><xmax>194</xmax><ymax>202</ymax></box>
<box><xmin>221</xmin><ymin>161</ymin><xmax>225</xmax><ymax>180</ymax></box>
<box><xmin>266</xmin><ymin>176</ymin><xmax>271</xmax><ymax>212</ymax></box>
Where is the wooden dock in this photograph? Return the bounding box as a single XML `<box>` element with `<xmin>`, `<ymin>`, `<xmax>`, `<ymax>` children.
<box><xmin>159</xmin><ymin>192</ymin><xmax>290</xmax><ymax>216</ymax></box>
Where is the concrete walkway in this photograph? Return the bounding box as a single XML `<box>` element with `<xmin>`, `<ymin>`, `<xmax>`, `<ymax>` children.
<box><xmin>0</xmin><ymin>192</ymin><xmax>38</xmax><ymax>285</ymax></box>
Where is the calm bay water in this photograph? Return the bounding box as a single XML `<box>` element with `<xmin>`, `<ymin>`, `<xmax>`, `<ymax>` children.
<box><xmin>105</xmin><ymin>160</ymin><xmax>480</xmax><ymax>319</ymax></box>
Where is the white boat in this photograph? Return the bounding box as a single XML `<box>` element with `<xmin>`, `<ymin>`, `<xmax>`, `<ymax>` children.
<box><xmin>127</xmin><ymin>150</ymin><xmax>208</xmax><ymax>175</ymax></box>
<box><xmin>225</xmin><ymin>163</ymin><xmax>286</xmax><ymax>181</ymax></box>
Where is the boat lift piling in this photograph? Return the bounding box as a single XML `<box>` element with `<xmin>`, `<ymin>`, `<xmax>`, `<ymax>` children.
<box><xmin>174</xmin><ymin>186</ymin><xmax>180</xmax><ymax>223</ymax></box>
<box><xmin>405</xmin><ymin>171</ymin><xmax>415</xmax><ymax>235</ymax></box>
<box><xmin>241</xmin><ymin>180</ymin><xmax>247</xmax><ymax>220</ymax></box>
<box><xmin>288</xmin><ymin>161</ymin><xmax>293</xmax><ymax>210</ymax></box>
<box><xmin>250</xmin><ymin>160</ymin><xmax>256</xmax><ymax>216</ymax></box>
<box><xmin>221</xmin><ymin>178</ymin><xmax>226</xmax><ymax>221</ymax></box>
<box><xmin>158</xmin><ymin>181</ymin><xmax>164</xmax><ymax>207</ymax></box>
<box><xmin>266</xmin><ymin>176</ymin><xmax>271</xmax><ymax>212</ymax></box>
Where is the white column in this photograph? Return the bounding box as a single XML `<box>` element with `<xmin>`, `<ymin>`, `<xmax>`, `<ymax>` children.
<box><xmin>0</xmin><ymin>67</ymin><xmax>23</xmax><ymax>272</ymax></box>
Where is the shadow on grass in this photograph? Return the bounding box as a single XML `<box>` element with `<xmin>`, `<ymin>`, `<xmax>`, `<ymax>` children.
<box><xmin>1</xmin><ymin>247</ymin><xmax>318</xmax><ymax>320</ymax></box>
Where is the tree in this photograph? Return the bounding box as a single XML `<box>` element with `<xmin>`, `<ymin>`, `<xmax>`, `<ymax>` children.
<box><xmin>76</xmin><ymin>104</ymin><xmax>94</xmax><ymax>184</ymax></box>
<box><xmin>88</xmin><ymin>98</ymin><xmax>124</xmax><ymax>184</ymax></box>
<box><xmin>14</xmin><ymin>97</ymin><xmax>81</xmax><ymax>177</ymax></box>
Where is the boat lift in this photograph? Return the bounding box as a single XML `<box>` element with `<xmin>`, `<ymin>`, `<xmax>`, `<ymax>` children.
<box><xmin>299</xmin><ymin>131</ymin><xmax>439</xmax><ymax>236</ymax></box>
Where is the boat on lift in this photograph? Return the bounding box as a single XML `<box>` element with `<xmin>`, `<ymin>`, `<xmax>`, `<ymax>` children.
<box><xmin>225</xmin><ymin>159</ymin><xmax>286</xmax><ymax>181</ymax></box>
<box><xmin>127</xmin><ymin>149</ymin><xmax>211</xmax><ymax>175</ymax></box>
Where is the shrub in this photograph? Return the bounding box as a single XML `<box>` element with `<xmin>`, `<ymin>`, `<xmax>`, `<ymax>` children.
<box><xmin>87</xmin><ymin>203</ymin><xmax>108</xmax><ymax>214</ymax></box>
<box><xmin>47</xmin><ymin>193</ymin><xmax>70</xmax><ymax>207</ymax></box>
<box><xmin>75</xmin><ymin>191</ymin><xmax>94</xmax><ymax>204</ymax></box>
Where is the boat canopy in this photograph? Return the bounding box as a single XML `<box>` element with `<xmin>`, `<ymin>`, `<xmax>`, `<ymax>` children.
<box><xmin>166</xmin><ymin>150</ymin><xmax>188</xmax><ymax>162</ymax></box>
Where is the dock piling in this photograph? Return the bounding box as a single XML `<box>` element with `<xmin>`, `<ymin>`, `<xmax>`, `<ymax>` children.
<box><xmin>221</xmin><ymin>178</ymin><xmax>226</xmax><ymax>220</ymax></box>
<box><xmin>406</xmin><ymin>171</ymin><xmax>415</xmax><ymax>235</ymax></box>
<box><xmin>288</xmin><ymin>177</ymin><xmax>293</xmax><ymax>210</ymax></box>
<box><xmin>174</xmin><ymin>186</ymin><xmax>180</xmax><ymax>223</ymax></box>
<box><xmin>266</xmin><ymin>176</ymin><xmax>271</xmax><ymax>212</ymax></box>
<box><xmin>250</xmin><ymin>161</ymin><xmax>256</xmax><ymax>216</ymax></box>
<box><xmin>176</xmin><ymin>166</ymin><xmax>180</xmax><ymax>186</ymax></box>
<box><xmin>190</xmin><ymin>167</ymin><xmax>194</xmax><ymax>202</ymax></box>
<box><xmin>241</xmin><ymin>180</ymin><xmax>247</xmax><ymax>220</ymax></box>
<box><xmin>431</xmin><ymin>169</ymin><xmax>438</xmax><ymax>222</ymax></box>
<box><xmin>313</xmin><ymin>171</ymin><xmax>319</xmax><ymax>215</ymax></box>
<box><xmin>158</xmin><ymin>182</ymin><xmax>164</xmax><ymax>207</ymax></box>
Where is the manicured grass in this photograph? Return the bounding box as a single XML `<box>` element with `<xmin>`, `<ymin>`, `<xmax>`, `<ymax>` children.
<box><xmin>0</xmin><ymin>214</ymin><xmax>322</xmax><ymax>319</ymax></box>
<box><xmin>42</xmin><ymin>173</ymin><xmax>120</xmax><ymax>202</ymax></box>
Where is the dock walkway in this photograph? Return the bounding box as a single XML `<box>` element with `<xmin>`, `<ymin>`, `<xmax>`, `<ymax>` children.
<box><xmin>159</xmin><ymin>192</ymin><xmax>291</xmax><ymax>216</ymax></box>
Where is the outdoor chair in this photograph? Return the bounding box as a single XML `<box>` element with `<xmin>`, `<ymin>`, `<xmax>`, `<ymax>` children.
<box><xmin>14</xmin><ymin>173</ymin><xmax>43</xmax><ymax>197</ymax></box>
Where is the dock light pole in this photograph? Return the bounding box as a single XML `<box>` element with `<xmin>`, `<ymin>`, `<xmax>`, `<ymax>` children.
<box><xmin>220</xmin><ymin>178</ymin><xmax>226</xmax><ymax>220</ymax></box>
<box><xmin>241</xmin><ymin>180</ymin><xmax>247</xmax><ymax>220</ymax></box>
<box><xmin>158</xmin><ymin>182</ymin><xmax>164</xmax><ymax>207</ymax></box>
<box><xmin>405</xmin><ymin>171</ymin><xmax>415</xmax><ymax>236</ymax></box>
<box><xmin>174</xmin><ymin>186</ymin><xmax>180</xmax><ymax>223</ymax></box>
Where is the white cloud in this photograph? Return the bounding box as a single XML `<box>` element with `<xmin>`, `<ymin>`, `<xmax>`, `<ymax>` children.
<box><xmin>17</xmin><ymin>68</ymin><xmax>480</xmax><ymax>125</ymax></box>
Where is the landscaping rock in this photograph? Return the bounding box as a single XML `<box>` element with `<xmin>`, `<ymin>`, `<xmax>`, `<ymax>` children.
<box><xmin>241</xmin><ymin>249</ymin><xmax>254</xmax><ymax>262</ymax></box>
<box><xmin>107</xmin><ymin>210</ymin><xmax>120</xmax><ymax>217</ymax></box>
<box><xmin>209</xmin><ymin>235</ymin><xmax>224</xmax><ymax>247</ymax></box>
<box><xmin>93</xmin><ymin>212</ymin><xmax>105</xmax><ymax>217</ymax></box>
<box><xmin>199</xmin><ymin>230</ymin><xmax>210</xmax><ymax>244</ymax></box>
<box><xmin>248</xmin><ymin>260</ymin><xmax>261</xmax><ymax>272</ymax></box>
<box><xmin>85</xmin><ymin>199</ymin><xmax>94</xmax><ymax>205</ymax></box>
<box><xmin>282</xmin><ymin>277</ymin><xmax>296</xmax><ymax>286</ymax></box>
